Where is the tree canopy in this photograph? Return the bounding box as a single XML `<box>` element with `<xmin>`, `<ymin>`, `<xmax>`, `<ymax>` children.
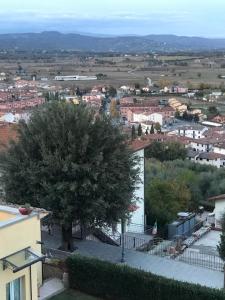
<box><xmin>218</xmin><ymin>212</ymin><xmax>225</xmax><ymax>261</ymax></box>
<box><xmin>145</xmin><ymin>158</ymin><xmax>225</xmax><ymax>229</ymax></box>
<box><xmin>0</xmin><ymin>102</ymin><xmax>139</xmax><ymax>250</ymax></box>
<box><xmin>145</xmin><ymin>141</ymin><xmax>187</xmax><ymax>161</ymax></box>
<box><xmin>145</xmin><ymin>178</ymin><xmax>190</xmax><ymax>228</ymax></box>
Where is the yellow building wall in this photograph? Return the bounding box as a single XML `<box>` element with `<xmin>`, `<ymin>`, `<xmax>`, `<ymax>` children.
<box><xmin>0</xmin><ymin>214</ymin><xmax>42</xmax><ymax>300</ymax></box>
<box><xmin>0</xmin><ymin>264</ymin><xmax>38</xmax><ymax>300</ymax></box>
<box><xmin>0</xmin><ymin>211</ymin><xmax>14</xmax><ymax>221</ymax></box>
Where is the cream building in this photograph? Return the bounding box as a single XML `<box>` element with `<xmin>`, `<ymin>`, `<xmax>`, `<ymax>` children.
<box><xmin>0</xmin><ymin>205</ymin><xmax>45</xmax><ymax>300</ymax></box>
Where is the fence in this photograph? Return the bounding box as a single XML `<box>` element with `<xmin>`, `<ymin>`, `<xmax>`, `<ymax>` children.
<box><xmin>176</xmin><ymin>250</ymin><xmax>224</xmax><ymax>272</ymax></box>
<box><xmin>43</xmin><ymin>247</ymin><xmax>72</xmax><ymax>260</ymax></box>
<box><xmin>145</xmin><ymin>238</ymin><xmax>176</xmax><ymax>257</ymax></box>
<box><xmin>123</xmin><ymin>235</ymin><xmax>148</xmax><ymax>250</ymax></box>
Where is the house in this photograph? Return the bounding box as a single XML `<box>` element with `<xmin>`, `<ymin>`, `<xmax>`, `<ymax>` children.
<box><xmin>82</xmin><ymin>93</ymin><xmax>105</xmax><ymax>102</ymax></box>
<box><xmin>196</xmin><ymin>152</ymin><xmax>225</xmax><ymax>168</ymax></box>
<box><xmin>133</xmin><ymin>112</ymin><xmax>163</xmax><ymax>125</ymax></box>
<box><xmin>172</xmin><ymin>125</ymin><xmax>208</xmax><ymax>139</ymax></box>
<box><xmin>0</xmin><ymin>205</ymin><xmax>46</xmax><ymax>300</ymax></box>
<box><xmin>189</xmin><ymin>138</ymin><xmax>214</xmax><ymax>152</ymax></box>
<box><xmin>168</xmin><ymin>98</ymin><xmax>187</xmax><ymax>113</ymax></box>
<box><xmin>208</xmin><ymin>194</ymin><xmax>225</xmax><ymax>228</ymax></box>
<box><xmin>214</xmin><ymin>142</ymin><xmax>225</xmax><ymax>155</ymax></box>
<box><xmin>211</xmin><ymin>115</ymin><xmax>225</xmax><ymax>125</ymax></box>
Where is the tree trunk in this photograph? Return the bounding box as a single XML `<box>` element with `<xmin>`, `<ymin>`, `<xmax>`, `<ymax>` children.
<box><xmin>61</xmin><ymin>224</ymin><xmax>73</xmax><ymax>251</ymax></box>
<box><xmin>80</xmin><ymin>223</ymin><xmax>88</xmax><ymax>240</ymax></box>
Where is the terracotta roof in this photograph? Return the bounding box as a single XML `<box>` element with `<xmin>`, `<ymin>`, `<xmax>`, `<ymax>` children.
<box><xmin>208</xmin><ymin>194</ymin><xmax>225</xmax><ymax>201</ymax></box>
<box><xmin>198</xmin><ymin>152</ymin><xmax>225</xmax><ymax>160</ymax></box>
<box><xmin>0</xmin><ymin>122</ymin><xmax>18</xmax><ymax>151</ymax></box>
<box><xmin>129</xmin><ymin>134</ymin><xmax>189</xmax><ymax>152</ymax></box>
<box><xmin>129</xmin><ymin>138</ymin><xmax>152</xmax><ymax>152</ymax></box>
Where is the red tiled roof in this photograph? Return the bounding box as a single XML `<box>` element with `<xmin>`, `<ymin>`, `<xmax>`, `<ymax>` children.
<box><xmin>129</xmin><ymin>134</ymin><xmax>189</xmax><ymax>152</ymax></box>
<box><xmin>0</xmin><ymin>123</ymin><xmax>18</xmax><ymax>151</ymax></box>
<box><xmin>208</xmin><ymin>194</ymin><xmax>225</xmax><ymax>201</ymax></box>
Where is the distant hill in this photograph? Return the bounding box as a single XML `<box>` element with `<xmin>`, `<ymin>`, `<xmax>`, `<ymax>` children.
<box><xmin>1</xmin><ymin>31</ymin><xmax>225</xmax><ymax>52</ymax></box>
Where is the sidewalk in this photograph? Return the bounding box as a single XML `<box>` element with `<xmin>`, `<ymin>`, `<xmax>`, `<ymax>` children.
<box><xmin>74</xmin><ymin>240</ymin><xmax>224</xmax><ymax>289</ymax></box>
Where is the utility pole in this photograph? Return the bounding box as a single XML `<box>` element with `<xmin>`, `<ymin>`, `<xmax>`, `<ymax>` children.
<box><xmin>121</xmin><ymin>219</ymin><xmax>125</xmax><ymax>263</ymax></box>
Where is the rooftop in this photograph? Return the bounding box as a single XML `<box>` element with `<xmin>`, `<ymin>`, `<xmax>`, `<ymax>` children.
<box><xmin>208</xmin><ymin>194</ymin><xmax>225</xmax><ymax>201</ymax></box>
<box><xmin>198</xmin><ymin>152</ymin><xmax>225</xmax><ymax>160</ymax></box>
<box><xmin>0</xmin><ymin>205</ymin><xmax>32</xmax><ymax>229</ymax></box>
<box><xmin>0</xmin><ymin>122</ymin><xmax>18</xmax><ymax>151</ymax></box>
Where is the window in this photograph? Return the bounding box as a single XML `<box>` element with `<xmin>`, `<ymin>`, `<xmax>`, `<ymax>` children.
<box><xmin>6</xmin><ymin>277</ymin><xmax>23</xmax><ymax>300</ymax></box>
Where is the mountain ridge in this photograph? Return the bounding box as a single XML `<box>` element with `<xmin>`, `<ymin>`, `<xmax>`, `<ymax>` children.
<box><xmin>0</xmin><ymin>31</ymin><xmax>225</xmax><ymax>52</ymax></box>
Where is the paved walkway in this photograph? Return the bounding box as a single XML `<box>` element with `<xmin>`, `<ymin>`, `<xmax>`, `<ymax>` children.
<box><xmin>39</xmin><ymin>278</ymin><xmax>64</xmax><ymax>300</ymax></box>
<box><xmin>75</xmin><ymin>240</ymin><xmax>224</xmax><ymax>289</ymax></box>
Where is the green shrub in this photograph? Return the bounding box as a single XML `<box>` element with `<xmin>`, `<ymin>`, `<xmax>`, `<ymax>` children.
<box><xmin>67</xmin><ymin>255</ymin><xmax>225</xmax><ymax>300</ymax></box>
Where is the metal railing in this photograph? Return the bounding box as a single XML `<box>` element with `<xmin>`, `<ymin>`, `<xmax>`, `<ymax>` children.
<box><xmin>43</xmin><ymin>247</ymin><xmax>72</xmax><ymax>260</ymax></box>
<box><xmin>122</xmin><ymin>235</ymin><xmax>147</xmax><ymax>250</ymax></box>
<box><xmin>176</xmin><ymin>250</ymin><xmax>224</xmax><ymax>272</ymax></box>
<box><xmin>146</xmin><ymin>238</ymin><xmax>176</xmax><ymax>257</ymax></box>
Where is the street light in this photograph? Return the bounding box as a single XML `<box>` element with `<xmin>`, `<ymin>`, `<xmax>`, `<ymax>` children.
<box><xmin>121</xmin><ymin>218</ymin><xmax>125</xmax><ymax>263</ymax></box>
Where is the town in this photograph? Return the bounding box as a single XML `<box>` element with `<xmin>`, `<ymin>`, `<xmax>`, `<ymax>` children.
<box><xmin>2</xmin><ymin>1</ymin><xmax>225</xmax><ymax>300</ymax></box>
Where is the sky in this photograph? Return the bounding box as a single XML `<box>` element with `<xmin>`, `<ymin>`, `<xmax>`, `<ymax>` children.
<box><xmin>0</xmin><ymin>0</ymin><xmax>225</xmax><ymax>37</ymax></box>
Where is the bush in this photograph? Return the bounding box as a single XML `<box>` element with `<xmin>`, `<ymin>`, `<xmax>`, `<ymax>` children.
<box><xmin>67</xmin><ymin>255</ymin><xmax>225</xmax><ymax>300</ymax></box>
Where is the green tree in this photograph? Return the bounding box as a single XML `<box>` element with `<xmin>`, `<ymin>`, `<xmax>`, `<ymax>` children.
<box><xmin>145</xmin><ymin>141</ymin><xmax>187</xmax><ymax>161</ymax></box>
<box><xmin>175</xmin><ymin>110</ymin><xmax>180</xmax><ymax>119</ymax></box>
<box><xmin>137</xmin><ymin>124</ymin><xmax>142</xmax><ymax>136</ymax></box>
<box><xmin>134</xmin><ymin>83</ymin><xmax>140</xmax><ymax>89</ymax></box>
<box><xmin>145</xmin><ymin>178</ymin><xmax>191</xmax><ymax>228</ymax></box>
<box><xmin>150</xmin><ymin>124</ymin><xmax>154</xmax><ymax>134</ymax></box>
<box><xmin>154</xmin><ymin>122</ymin><xmax>161</xmax><ymax>133</ymax></box>
<box><xmin>110</xmin><ymin>99</ymin><xmax>120</xmax><ymax>119</ymax></box>
<box><xmin>0</xmin><ymin>102</ymin><xmax>139</xmax><ymax>250</ymax></box>
<box><xmin>217</xmin><ymin>212</ymin><xmax>225</xmax><ymax>288</ymax></box>
<box><xmin>131</xmin><ymin>125</ymin><xmax>136</xmax><ymax>140</ymax></box>
<box><xmin>107</xmin><ymin>86</ymin><xmax>117</xmax><ymax>97</ymax></box>
<box><xmin>193</xmin><ymin>114</ymin><xmax>199</xmax><ymax>123</ymax></box>
<box><xmin>218</xmin><ymin>213</ymin><xmax>225</xmax><ymax>260</ymax></box>
<box><xmin>208</xmin><ymin>106</ymin><xmax>218</xmax><ymax>116</ymax></box>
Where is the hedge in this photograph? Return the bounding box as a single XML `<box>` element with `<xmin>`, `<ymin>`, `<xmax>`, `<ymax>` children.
<box><xmin>67</xmin><ymin>255</ymin><xmax>225</xmax><ymax>300</ymax></box>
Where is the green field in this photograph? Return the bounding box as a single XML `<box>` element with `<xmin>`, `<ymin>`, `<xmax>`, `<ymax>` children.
<box><xmin>50</xmin><ymin>290</ymin><xmax>102</xmax><ymax>300</ymax></box>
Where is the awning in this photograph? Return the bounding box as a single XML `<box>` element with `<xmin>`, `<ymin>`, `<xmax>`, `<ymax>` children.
<box><xmin>1</xmin><ymin>248</ymin><xmax>45</xmax><ymax>273</ymax></box>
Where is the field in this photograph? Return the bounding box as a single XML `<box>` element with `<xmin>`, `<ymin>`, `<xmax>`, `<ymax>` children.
<box><xmin>1</xmin><ymin>51</ymin><xmax>225</xmax><ymax>90</ymax></box>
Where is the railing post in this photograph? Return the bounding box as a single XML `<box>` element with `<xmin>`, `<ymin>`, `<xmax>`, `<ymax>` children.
<box><xmin>133</xmin><ymin>237</ymin><xmax>135</xmax><ymax>248</ymax></box>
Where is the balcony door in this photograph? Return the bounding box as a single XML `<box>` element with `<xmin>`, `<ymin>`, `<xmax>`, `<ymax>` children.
<box><xmin>6</xmin><ymin>277</ymin><xmax>23</xmax><ymax>300</ymax></box>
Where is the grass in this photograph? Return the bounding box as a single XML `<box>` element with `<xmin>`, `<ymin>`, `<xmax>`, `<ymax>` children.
<box><xmin>50</xmin><ymin>290</ymin><xmax>103</xmax><ymax>300</ymax></box>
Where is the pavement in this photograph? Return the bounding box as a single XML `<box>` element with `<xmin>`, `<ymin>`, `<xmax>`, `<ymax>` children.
<box><xmin>194</xmin><ymin>230</ymin><xmax>221</xmax><ymax>248</ymax></box>
<box><xmin>41</xmin><ymin>226</ymin><xmax>224</xmax><ymax>289</ymax></box>
<box><xmin>75</xmin><ymin>239</ymin><xmax>224</xmax><ymax>289</ymax></box>
<box><xmin>39</xmin><ymin>278</ymin><xmax>65</xmax><ymax>300</ymax></box>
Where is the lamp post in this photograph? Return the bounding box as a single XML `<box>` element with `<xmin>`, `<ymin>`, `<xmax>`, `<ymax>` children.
<box><xmin>121</xmin><ymin>218</ymin><xmax>125</xmax><ymax>263</ymax></box>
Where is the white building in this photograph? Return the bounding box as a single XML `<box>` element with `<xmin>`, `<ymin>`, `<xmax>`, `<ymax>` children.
<box><xmin>196</xmin><ymin>152</ymin><xmax>225</xmax><ymax>168</ymax></box>
<box><xmin>189</xmin><ymin>139</ymin><xmax>213</xmax><ymax>152</ymax></box>
<box><xmin>127</xmin><ymin>148</ymin><xmax>145</xmax><ymax>233</ymax></box>
<box><xmin>172</xmin><ymin>125</ymin><xmax>208</xmax><ymax>139</ymax></box>
<box><xmin>55</xmin><ymin>75</ymin><xmax>97</xmax><ymax>81</ymax></box>
<box><xmin>213</xmin><ymin>143</ymin><xmax>225</xmax><ymax>156</ymax></box>
<box><xmin>133</xmin><ymin>112</ymin><xmax>163</xmax><ymax>126</ymax></box>
<box><xmin>208</xmin><ymin>194</ymin><xmax>225</xmax><ymax>228</ymax></box>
